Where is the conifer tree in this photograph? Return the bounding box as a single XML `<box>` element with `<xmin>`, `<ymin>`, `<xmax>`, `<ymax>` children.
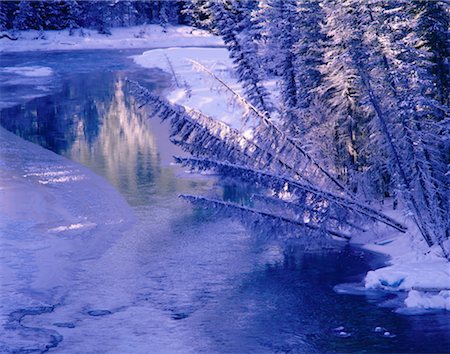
<box><xmin>211</xmin><ymin>0</ymin><xmax>273</xmax><ymax>114</ymax></box>
<box><xmin>13</xmin><ymin>1</ymin><xmax>34</xmax><ymax>31</ymax></box>
<box><xmin>412</xmin><ymin>1</ymin><xmax>449</xmax><ymax>106</ymax></box>
<box><xmin>62</xmin><ymin>0</ymin><xmax>81</xmax><ymax>35</ymax></box>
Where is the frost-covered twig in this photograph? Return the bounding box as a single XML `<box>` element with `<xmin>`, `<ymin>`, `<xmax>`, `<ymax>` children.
<box><xmin>165</xmin><ymin>54</ymin><xmax>180</xmax><ymax>88</ymax></box>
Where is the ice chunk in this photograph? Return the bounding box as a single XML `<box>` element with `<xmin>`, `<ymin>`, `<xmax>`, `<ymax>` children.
<box><xmin>383</xmin><ymin>331</ymin><xmax>396</xmax><ymax>338</ymax></box>
<box><xmin>337</xmin><ymin>331</ymin><xmax>352</xmax><ymax>338</ymax></box>
<box><xmin>374</xmin><ymin>326</ymin><xmax>386</xmax><ymax>333</ymax></box>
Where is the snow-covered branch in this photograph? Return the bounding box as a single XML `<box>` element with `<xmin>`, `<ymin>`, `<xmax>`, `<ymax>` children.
<box><xmin>180</xmin><ymin>194</ymin><xmax>351</xmax><ymax>240</ymax></box>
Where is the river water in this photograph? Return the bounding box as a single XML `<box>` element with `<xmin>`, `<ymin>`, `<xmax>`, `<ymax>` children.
<box><xmin>0</xmin><ymin>50</ymin><xmax>449</xmax><ymax>353</ymax></box>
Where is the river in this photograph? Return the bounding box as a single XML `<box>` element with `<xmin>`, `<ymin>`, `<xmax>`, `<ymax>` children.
<box><xmin>0</xmin><ymin>50</ymin><xmax>449</xmax><ymax>353</ymax></box>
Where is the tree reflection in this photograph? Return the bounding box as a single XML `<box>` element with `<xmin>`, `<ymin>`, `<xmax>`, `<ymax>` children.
<box><xmin>0</xmin><ymin>70</ymin><xmax>162</xmax><ymax>205</ymax></box>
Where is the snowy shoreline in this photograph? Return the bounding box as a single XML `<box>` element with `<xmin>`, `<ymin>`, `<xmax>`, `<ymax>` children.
<box><xmin>1</xmin><ymin>24</ymin><xmax>448</xmax><ymax>312</ymax></box>
<box><xmin>0</xmin><ymin>25</ymin><xmax>223</xmax><ymax>53</ymax></box>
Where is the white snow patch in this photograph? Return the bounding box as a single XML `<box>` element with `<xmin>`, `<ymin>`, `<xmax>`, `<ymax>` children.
<box><xmin>132</xmin><ymin>46</ymin><xmax>245</xmax><ymax>129</ymax></box>
<box><xmin>350</xmin><ymin>200</ymin><xmax>450</xmax><ymax>311</ymax></box>
<box><xmin>49</xmin><ymin>222</ymin><xmax>96</xmax><ymax>233</ymax></box>
<box><xmin>133</xmin><ymin>44</ymin><xmax>278</xmax><ymax>129</ymax></box>
<box><xmin>404</xmin><ymin>290</ymin><xmax>450</xmax><ymax>310</ymax></box>
<box><xmin>365</xmin><ymin>261</ymin><xmax>450</xmax><ymax>292</ymax></box>
<box><xmin>2</xmin><ymin>66</ymin><xmax>53</xmax><ymax>77</ymax></box>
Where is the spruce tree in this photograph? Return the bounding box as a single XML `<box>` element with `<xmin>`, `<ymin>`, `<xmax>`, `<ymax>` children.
<box><xmin>13</xmin><ymin>1</ymin><xmax>34</xmax><ymax>31</ymax></box>
<box><xmin>211</xmin><ymin>0</ymin><xmax>273</xmax><ymax>114</ymax></box>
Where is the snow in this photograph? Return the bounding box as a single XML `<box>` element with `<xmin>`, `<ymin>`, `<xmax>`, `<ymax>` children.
<box><xmin>0</xmin><ymin>25</ymin><xmax>223</xmax><ymax>53</ymax></box>
<box><xmin>349</xmin><ymin>203</ymin><xmax>450</xmax><ymax>311</ymax></box>
<box><xmin>405</xmin><ymin>290</ymin><xmax>450</xmax><ymax>311</ymax></box>
<box><xmin>365</xmin><ymin>261</ymin><xmax>450</xmax><ymax>291</ymax></box>
<box><xmin>0</xmin><ymin>124</ymin><xmax>135</xmax><ymax>333</ymax></box>
<box><xmin>0</xmin><ymin>125</ymin><xmax>134</xmax><ymax>234</ymax></box>
<box><xmin>132</xmin><ymin>46</ymin><xmax>247</xmax><ymax>128</ymax></box>
<box><xmin>1</xmin><ymin>66</ymin><xmax>53</xmax><ymax>77</ymax></box>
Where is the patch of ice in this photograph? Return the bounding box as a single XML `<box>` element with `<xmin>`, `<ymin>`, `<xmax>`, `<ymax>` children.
<box><xmin>48</xmin><ymin>222</ymin><xmax>96</xmax><ymax>233</ymax></box>
<box><xmin>2</xmin><ymin>66</ymin><xmax>53</xmax><ymax>77</ymax></box>
<box><xmin>38</xmin><ymin>175</ymin><xmax>86</xmax><ymax>184</ymax></box>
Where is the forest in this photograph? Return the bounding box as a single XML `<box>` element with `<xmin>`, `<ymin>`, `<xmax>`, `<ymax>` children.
<box><xmin>0</xmin><ymin>0</ymin><xmax>187</xmax><ymax>33</ymax></box>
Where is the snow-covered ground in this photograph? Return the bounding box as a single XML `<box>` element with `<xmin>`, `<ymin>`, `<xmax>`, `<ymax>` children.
<box><xmin>0</xmin><ymin>126</ymin><xmax>136</xmax><ymax>351</ymax></box>
<box><xmin>353</xmin><ymin>204</ymin><xmax>450</xmax><ymax>312</ymax></box>
<box><xmin>133</xmin><ymin>47</ymin><xmax>247</xmax><ymax>129</ymax></box>
<box><xmin>1</xmin><ymin>24</ymin><xmax>448</xmax><ymax>312</ymax></box>
<box><xmin>0</xmin><ymin>25</ymin><xmax>223</xmax><ymax>53</ymax></box>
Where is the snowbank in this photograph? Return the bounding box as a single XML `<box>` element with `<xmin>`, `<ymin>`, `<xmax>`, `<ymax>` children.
<box><xmin>364</xmin><ymin>252</ymin><xmax>450</xmax><ymax>311</ymax></box>
<box><xmin>0</xmin><ymin>126</ymin><xmax>134</xmax><ymax>236</ymax></box>
<box><xmin>133</xmin><ymin>46</ymin><xmax>246</xmax><ymax>129</ymax></box>
<box><xmin>0</xmin><ymin>25</ymin><xmax>223</xmax><ymax>53</ymax></box>
<box><xmin>365</xmin><ymin>261</ymin><xmax>450</xmax><ymax>292</ymax></box>
<box><xmin>0</xmin><ymin>126</ymin><xmax>136</xmax><ymax>348</ymax></box>
<box><xmin>355</xmin><ymin>206</ymin><xmax>450</xmax><ymax>311</ymax></box>
<box><xmin>405</xmin><ymin>290</ymin><xmax>450</xmax><ymax>311</ymax></box>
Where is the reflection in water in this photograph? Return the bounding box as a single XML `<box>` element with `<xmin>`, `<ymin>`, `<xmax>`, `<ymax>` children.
<box><xmin>0</xmin><ymin>70</ymin><xmax>178</xmax><ymax>205</ymax></box>
<box><xmin>67</xmin><ymin>76</ymin><xmax>160</xmax><ymax>205</ymax></box>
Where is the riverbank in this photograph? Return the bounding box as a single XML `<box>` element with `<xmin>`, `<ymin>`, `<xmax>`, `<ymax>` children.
<box><xmin>0</xmin><ymin>125</ymin><xmax>135</xmax><ymax>351</ymax></box>
<box><xmin>0</xmin><ymin>25</ymin><xmax>223</xmax><ymax>53</ymax></box>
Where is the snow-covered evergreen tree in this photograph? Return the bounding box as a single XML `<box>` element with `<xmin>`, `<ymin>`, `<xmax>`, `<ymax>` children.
<box><xmin>315</xmin><ymin>0</ymin><xmax>448</xmax><ymax>255</ymax></box>
<box><xmin>13</xmin><ymin>1</ymin><xmax>34</xmax><ymax>31</ymax></box>
<box><xmin>0</xmin><ymin>1</ymin><xmax>15</xmax><ymax>31</ymax></box>
<box><xmin>183</xmin><ymin>0</ymin><xmax>448</xmax><ymax>255</ymax></box>
<box><xmin>366</xmin><ymin>0</ymin><xmax>449</xmax><ymax>255</ymax></box>
<box><xmin>318</xmin><ymin>0</ymin><xmax>377</xmax><ymax>191</ymax></box>
<box><xmin>412</xmin><ymin>1</ymin><xmax>449</xmax><ymax>106</ymax></box>
<box><xmin>257</xmin><ymin>0</ymin><xmax>299</xmax><ymax>111</ymax></box>
<box><xmin>61</xmin><ymin>0</ymin><xmax>81</xmax><ymax>35</ymax></box>
<box><xmin>181</xmin><ymin>0</ymin><xmax>213</xmax><ymax>30</ymax></box>
<box><xmin>129</xmin><ymin>79</ymin><xmax>408</xmax><ymax>241</ymax></box>
<box><xmin>211</xmin><ymin>0</ymin><xmax>274</xmax><ymax>114</ymax></box>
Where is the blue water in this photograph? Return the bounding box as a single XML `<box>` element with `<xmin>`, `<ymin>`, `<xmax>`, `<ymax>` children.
<box><xmin>1</xmin><ymin>50</ymin><xmax>449</xmax><ymax>353</ymax></box>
